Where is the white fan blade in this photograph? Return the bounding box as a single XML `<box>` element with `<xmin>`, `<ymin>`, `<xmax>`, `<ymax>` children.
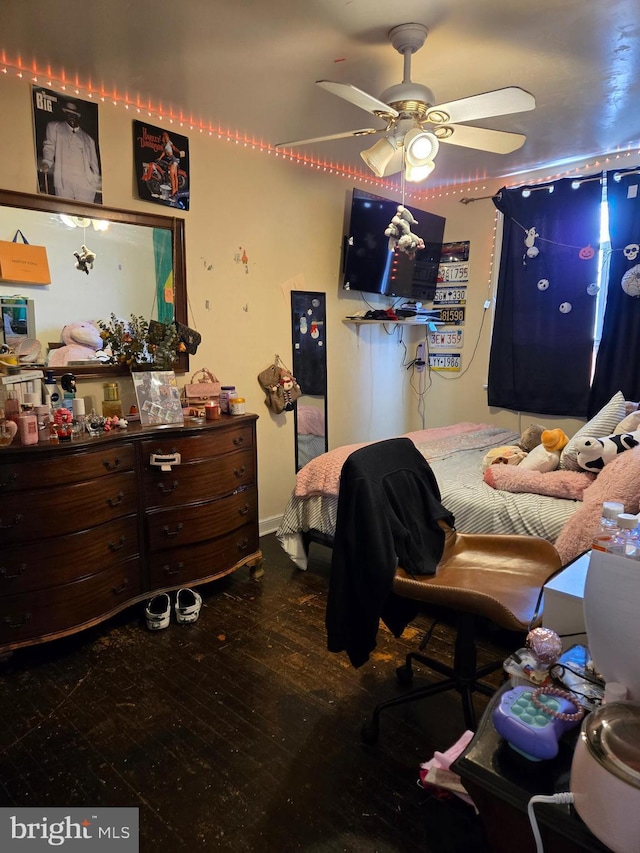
<box><xmin>274</xmin><ymin>128</ymin><xmax>380</xmax><ymax>149</ymax></box>
<box><xmin>426</xmin><ymin>87</ymin><xmax>535</xmax><ymax>125</ymax></box>
<box><xmin>316</xmin><ymin>80</ymin><xmax>399</xmax><ymax>119</ymax></box>
<box><xmin>438</xmin><ymin>124</ymin><xmax>526</xmax><ymax>154</ymax></box>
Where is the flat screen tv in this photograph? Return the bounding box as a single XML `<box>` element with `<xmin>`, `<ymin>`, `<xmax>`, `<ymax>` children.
<box><xmin>342</xmin><ymin>190</ymin><xmax>446</xmax><ymax>301</ymax></box>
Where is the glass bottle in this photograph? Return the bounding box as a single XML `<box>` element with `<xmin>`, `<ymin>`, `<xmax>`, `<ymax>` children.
<box><xmin>18</xmin><ymin>405</ymin><xmax>39</xmax><ymax>446</ymax></box>
<box><xmin>4</xmin><ymin>390</ymin><xmax>20</xmax><ymax>425</ymax></box>
<box><xmin>606</xmin><ymin>513</ymin><xmax>640</xmax><ymax>559</ymax></box>
<box><xmin>0</xmin><ymin>408</ymin><xmax>17</xmax><ymax>446</ymax></box>
<box><xmin>591</xmin><ymin>501</ymin><xmax>624</xmax><ymax>552</ymax></box>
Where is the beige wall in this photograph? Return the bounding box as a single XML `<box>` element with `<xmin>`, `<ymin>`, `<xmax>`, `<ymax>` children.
<box><xmin>0</xmin><ymin>74</ymin><xmax>586</xmax><ymax>531</ymax></box>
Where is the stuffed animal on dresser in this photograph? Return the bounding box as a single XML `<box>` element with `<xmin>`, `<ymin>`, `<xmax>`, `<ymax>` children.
<box><xmin>575</xmin><ymin>431</ymin><xmax>640</xmax><ymax>472</ymax></box>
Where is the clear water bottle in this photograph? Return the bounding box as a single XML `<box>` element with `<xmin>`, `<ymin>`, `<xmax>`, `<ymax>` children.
<box><xmin>591</xmin><ymin>501</ymin><xmax>624</xmax><ymax>552</ymax></box>
<box><xmin>606</xmin><ymin>513</ymin><xmax>640</xmax><ymax>559</ymax></box>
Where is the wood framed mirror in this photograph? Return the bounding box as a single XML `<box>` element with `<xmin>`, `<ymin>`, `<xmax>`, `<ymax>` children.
<box><xmin>0</xmin><ymin>189</ymin><xmax>188</xmax><ymax>378</ymax></box>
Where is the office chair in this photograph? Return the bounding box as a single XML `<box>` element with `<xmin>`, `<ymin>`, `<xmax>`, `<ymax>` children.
<box><xmin>361</xmin><ymin>523</ymin><xmax>561</xmax><ymax>743</ymax></box>
<box><xmin>323</xmin><ymin>436</ymin><xmax>562</xmax><ymax>744</ymax></box>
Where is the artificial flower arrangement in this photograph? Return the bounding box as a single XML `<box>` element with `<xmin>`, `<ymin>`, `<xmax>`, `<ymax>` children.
<box><xmin>97</xmin><ymin>313</ymin><xmax>179</xmax><ymax>370</ymax></box>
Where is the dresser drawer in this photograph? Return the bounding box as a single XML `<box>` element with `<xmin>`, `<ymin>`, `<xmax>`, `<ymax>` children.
<box><xmin>142</xmin><ymin>448</ymin><xmax>255</xmax><ymax>508</ymax></box>
<box><xmin>146</xmin><ymin>487</ymin><xmax>257</xmax><ymax>552</ymax></box>
<box><xmin>147</xmin><ymin>521</ymin><xmax>259</xmax><ymax>588</ymax></box>
<box><xmin>141</xmin><ymin>423</ymin><xmax>254</xmax><ymax>464</ymax></box>
<box><xmin>0</xmin><ymin>559</ymin><xmax>141</xmax><ymax>647</ymax></box>
<box><xmin>0</xmin><ymin>516</ymin><xmax>140</xmax><ymax>596</ymax></box>
<box><xmin>2</xmin><ymin>471</ymin><xmax>138</xmax><ymax>544</ymax></box>
<box><xmin>0</xmin><ymin>443</ymin><xmax>135</xmax><ymax>493</ymax></box>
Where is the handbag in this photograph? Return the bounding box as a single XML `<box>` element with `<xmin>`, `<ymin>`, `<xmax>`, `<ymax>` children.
<box><xmin>174</xmin><ymin>320</ymin><xmax>201</xmax><ymax>356</ymax></box>
<box><xmin>182</xmin><ymin>367</ymin><xmax>221</xmax><ymax>408</ymax></box>
<box><xmin>0</xmin><ymin>229</ymin><xmax>51</xmax><ymax>284</ymax></box>
<box><xmin>258</xmin><ymin>356</ymin><xmax>301</xmax><ymax>414</ymax></box>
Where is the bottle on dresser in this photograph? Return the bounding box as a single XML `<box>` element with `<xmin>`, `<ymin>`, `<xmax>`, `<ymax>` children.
<box><xmin>591</xmin><ymin>501</ymin><xmax>624</xmax><ymax>552</ymax></box>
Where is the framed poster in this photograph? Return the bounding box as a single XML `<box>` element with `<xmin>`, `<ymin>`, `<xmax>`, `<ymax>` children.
<box><xmin>32</xmin><ymin>87</ymin><xmax>102</xmax><ymax>204</ymax></box>
<box><xmin>133</xmin><ymin>121</ymin><xmax>190</xmax><ymax>211</ymax></box>
<box><xmin>132</xmin><ymin>370</ymin><xmax>184</xmax><ymax>425</ymax></box>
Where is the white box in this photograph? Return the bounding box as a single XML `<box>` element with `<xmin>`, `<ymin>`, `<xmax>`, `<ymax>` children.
<box><xmin>543</xmin><ymin>551</ymin><xmax>590</xmax><ymax>649</ymax></box>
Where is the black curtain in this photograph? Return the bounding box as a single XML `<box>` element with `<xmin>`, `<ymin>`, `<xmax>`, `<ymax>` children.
<box><xmin>589</xmin><ymin>169</ymin><xmax>640</xmax><ymax>415</ymax></box>
<box><xmin>488</xmin><ymin>177</ymin><xmax>602</xmax><ymax>416</ymax></box>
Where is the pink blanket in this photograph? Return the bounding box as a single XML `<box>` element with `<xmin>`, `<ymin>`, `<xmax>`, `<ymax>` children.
<box><xmin>483</xmin><ymin>466</ymin><xmax>595</xmax><ymax>499</ymax></box>
<box><xmin>296</xmin><ymin>405</ymin><xmax>325</xmax><ymax>436</ymax></box>
<box><xmin>294</xmin><ymin>422</ymin><xmax>506</xmax><ymax>499</ymax></box>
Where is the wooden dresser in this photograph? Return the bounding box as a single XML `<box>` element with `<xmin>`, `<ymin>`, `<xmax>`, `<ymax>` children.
<box><xmin>0</xmin><ymin>413</ymin><xmax>261</xmax><ymax>655</ymax></box>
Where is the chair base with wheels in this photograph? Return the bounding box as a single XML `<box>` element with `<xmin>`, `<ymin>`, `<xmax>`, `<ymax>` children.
<box><xmin>361</xmin><ymin>524</ymin><xmax>562</xmax><ymax>744</ymax></box>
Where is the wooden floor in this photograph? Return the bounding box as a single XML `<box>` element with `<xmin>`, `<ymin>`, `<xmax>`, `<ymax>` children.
<box><xmin>0</xmin><ymin>534</ymin><xmax>517</xmax><ymax>852</ymax></box>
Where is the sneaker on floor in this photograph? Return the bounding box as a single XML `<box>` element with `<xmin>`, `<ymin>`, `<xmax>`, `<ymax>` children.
<box><xmin>145</xmin><ymin>593</ymin><xmax>171</xmax><ymax>631</ymax></box>
<box><xmin>175</xmin><ymin>588</ymin><xmax>202</xmax><ymax>624</ymax></box>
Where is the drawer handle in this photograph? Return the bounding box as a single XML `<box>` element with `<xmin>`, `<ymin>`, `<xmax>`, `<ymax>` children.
<box><xmin>236</xmin><ymin>537</ymin><xmax>249</xmax><ymax>552</ymax></box>
<box><xmin>234</xmin><ymin>466</ymin><xmax>246</xmax><ymax>478</ymax></box>
<box><xmin>238</xmin><ymin>503</ymin><xmax>250</xmax><ymax>516</ymax></box>
<box><xmin>109</xmin><ymin>536</ymin><xmax>126</xmax><ymax>552</ymax></box>
<box><xmin>0</xmin><ymin>513</ymin><xmax>24</xmax><ymax>530</ymax></box>
<box><xmin>232</xmin><ymin>436</ymin><xmax>245</xmax><ymax>447</ymax></box>
<box><xmin>107</xmin><ymin>491</ymin><xmax>125</xmax><ymax>507</ymax></box>
<box><xmin>4</xmin><ymin>612</ymin><xmax>31</xmax><ymax>629</ymax></box>
<box><xmin>0</xmin><ymin>564</ymin><xmax>27</xmax><ymax>580</ymax></box>
<box><xmin>157</xmin><ymin>480</ymin><xmax>179</xmax><ymax>495</ymax></box>
<box><xmin>0</xmin><ymin>472</ymin><xmax>18</xmax><ymax>490</ymax></box>
<box><xmin>103</xmin><ymin>457</ymin><xmax>122</xmax><ymax>471</ymax></box>
<box><xmin>162</xmin><ymin>562</ymin><xmax>184</xmax><ymax>577</ymax></box>
<box><xmin>162</xmin><ymin>523</ymin><xmax>184</xmax><ymax>538</ymax></box>
<box><xmin>112</xmin><ymin>578</ymin><xmax>129</xmax><ymax>595</ymax></box>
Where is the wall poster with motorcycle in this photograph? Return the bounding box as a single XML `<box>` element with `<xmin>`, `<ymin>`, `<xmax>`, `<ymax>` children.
<box><xmin>133</xmin><ymin>120</ymin><xmax>190</xmax><ymax>211</ymax></box>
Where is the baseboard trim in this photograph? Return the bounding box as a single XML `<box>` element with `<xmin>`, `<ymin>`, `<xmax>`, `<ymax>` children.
<box><xmin>259</xmin><ymin>514</ymin><xmax>282</xmax><ymax>537</ymax></box>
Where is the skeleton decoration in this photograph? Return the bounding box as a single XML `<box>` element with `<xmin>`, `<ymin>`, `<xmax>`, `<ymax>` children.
<box><xmin>623</xmin><ymin>243</ymin><xmax>640</xmax><ymax>262</ymax></box>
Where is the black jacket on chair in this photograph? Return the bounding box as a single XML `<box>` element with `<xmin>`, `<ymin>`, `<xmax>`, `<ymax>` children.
<box><xmin>326</xmin><ymin>438</ymin><xmax>455</xmax><ymax>667</ymax></box>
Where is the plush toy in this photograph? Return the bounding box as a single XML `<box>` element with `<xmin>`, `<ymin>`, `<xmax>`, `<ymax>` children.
<box><xmin>74</xmin><ymin>244</ymin><xmax>96</xmax><ymax>275</ymax></box>
<box><xmin>384</xmin><ymin>205</ymin><xmax>425</xmax><ymax>259</ymax></box>
<box><xmin>517</xmin><ymin>424</ymin><xmax>546</xmax><ymax>453</ymax></box>
<box><xmin>257</xmin><ymin>361</ymin><xmax>302</xmax><ymax>414</ymax></box>
<box><xmin>47</xmin><ymin>321</ymin><xmax>105</xmax><ymax>367</ymax></box>
<box><xmin>481</xmin><ymin>445</ymin><xmax>528</xmax><ymax>472</ymax></box>
<box><xmin>519</xmin><ymin>428</ymin><xmax>569</xmax><ymax>472</ymax></box>
<box><xmin>575</xmin><ymin>431</ymin><xmax>640</xmax><ymax>472</ymax></box>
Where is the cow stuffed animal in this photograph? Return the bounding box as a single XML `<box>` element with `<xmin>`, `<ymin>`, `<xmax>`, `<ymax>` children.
<box><xmin>575</xmin><ymin>431</ymin><xmax>640</xmax><ymax>472</ymax></box>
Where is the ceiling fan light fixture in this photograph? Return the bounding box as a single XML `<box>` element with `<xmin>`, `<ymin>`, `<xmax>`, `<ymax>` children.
<box><xmin>405</xmin><ymin>161</ymin><xmax>436</xmax><ymax>183</ymax></box>
<box><xmin>404</xmin><ymin>128</ymin><xmax>439</xmax><ymax>166</ymax></box>
<box><xmin>360</xmin><ymin>137</ymin><xmax>397</xmax><ymax>177</ymax></box>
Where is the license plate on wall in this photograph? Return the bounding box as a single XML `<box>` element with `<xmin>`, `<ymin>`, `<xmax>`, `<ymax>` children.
<box><xmin>433</xmin><ymin>306</ymin><xmax>466</xmax><ymax>325</ymax></box>
<box><xmin>437</xmin><ymin>262</ymin><xmax>469</xmax><ymax>283</ymax></box>
<box><xmin>428</xmin><ymin>353</ymin><xmax>461</xmax><ymax>371</ymax></box>
<box><xmin>433</xmin><ymin>286</ymin><xmax>467</xmax><ymax>305</ymax></box>
<box><xmin>428</xmin><ymin>329</ymin><xmax>464</xmax><ymax>348</ymax></box>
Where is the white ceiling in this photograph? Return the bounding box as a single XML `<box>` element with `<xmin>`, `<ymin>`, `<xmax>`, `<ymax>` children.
<box><xmin>3</xmin><ymin>0</ymin><xmax>640</xmax><ymax>190</ymax></box>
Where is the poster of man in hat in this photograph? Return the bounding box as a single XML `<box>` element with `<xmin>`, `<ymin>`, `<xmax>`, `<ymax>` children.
<box><xmin>32</xmin><ymin>87</ymin><xmax>102</xmax><ymax>204</ymax></box>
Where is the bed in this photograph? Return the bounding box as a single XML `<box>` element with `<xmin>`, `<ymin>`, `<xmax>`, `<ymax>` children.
<box><xmin>277</xmin><ymin>421</ymin><xmax>583</xmax><ymax>570</ymax></box>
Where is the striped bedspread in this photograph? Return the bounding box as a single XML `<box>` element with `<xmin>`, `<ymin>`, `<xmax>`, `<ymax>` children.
<box><xmin>277</xmin><ymin>423</ymin><xmax>579</xmax><ymax>569</ymax></box>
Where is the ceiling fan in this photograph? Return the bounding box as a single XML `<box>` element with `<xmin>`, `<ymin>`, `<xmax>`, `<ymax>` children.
<box><xmin>275</xmin><ymin>22</ymin><xmax>535</xmax><ymax>182</ymax></box>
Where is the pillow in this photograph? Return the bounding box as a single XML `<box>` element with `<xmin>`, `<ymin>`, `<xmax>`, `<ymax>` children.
<box><xmin>614</xmin><ymin>410</ymin><xmax>640</xmax><ymax>434</ymax></box>
<box><xmin>560</xmin><ymin>391</ymin><xmax>626</xmax><ymax>471</ymax></box>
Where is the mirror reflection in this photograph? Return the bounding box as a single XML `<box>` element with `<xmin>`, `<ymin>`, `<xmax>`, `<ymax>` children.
<box><xmin>0</xmin><ymin>190</ymin><xmax>187</xmax><ymax>377</ymax></box>
<box><xmin>292</xmin><ymin>291</ymin><xmax>327</xmax><ymax>470</ymax></box>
